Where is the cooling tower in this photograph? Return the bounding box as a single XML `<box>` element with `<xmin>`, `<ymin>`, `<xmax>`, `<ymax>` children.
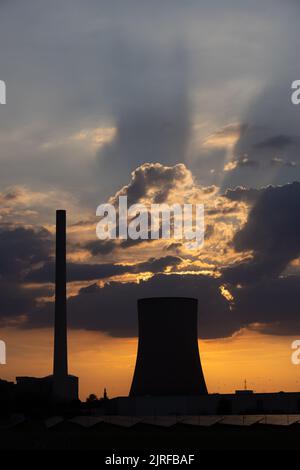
<box><xmin>130</xmin><ymin>297</ymin><xmax>208</xmax><ymax>397</ymax></box>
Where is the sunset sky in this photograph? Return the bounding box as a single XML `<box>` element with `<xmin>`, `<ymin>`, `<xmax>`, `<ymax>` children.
<box><xmin>1</xmin><ymin>0</ymin><xmax>300</xmax><ymax>400</ymax></box>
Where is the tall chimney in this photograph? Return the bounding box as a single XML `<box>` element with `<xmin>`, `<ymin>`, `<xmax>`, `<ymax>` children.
<box><xmin>53</xmin><ymin>209</ymin><xmax>68</xmax><ymax>380</ymax></box>
<box><xmin>130</xmin><ymin>297</ymin><xmax>208</xmax><ymax>396</ymax></box>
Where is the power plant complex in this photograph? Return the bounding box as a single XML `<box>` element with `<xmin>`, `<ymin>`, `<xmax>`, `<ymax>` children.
<box><xmin>1</xmin><ymin>209</ymin><xmax>300</xmax><ymax>416</ymax></box>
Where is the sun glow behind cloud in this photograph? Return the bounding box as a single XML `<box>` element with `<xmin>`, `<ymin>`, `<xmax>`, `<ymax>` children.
<box><xmin>219</xmin><ymin>284</ymin><xmax>234</xmax><ymax>302</ymax></box>
<box><xmin>72</xmin><ymin>126</ymin><xmax>117</xmax><ymax>149</ymax></box>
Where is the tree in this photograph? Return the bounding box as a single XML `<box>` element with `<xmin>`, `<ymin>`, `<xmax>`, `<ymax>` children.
<box><xmin>86</xmin><ymin>393</ymin><xmax>98</xmax><ymax>403</ymax></box>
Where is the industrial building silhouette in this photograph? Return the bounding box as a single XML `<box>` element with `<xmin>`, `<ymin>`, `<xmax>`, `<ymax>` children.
<box><xmin>1</xmin><ymin>209</ymin><xmax>300</xmax><ymax>416</ymax></box>
<box><xmin>130</xmin><ymin>297</ymin><xmax>207</xmax><ymax>397</ymax></box>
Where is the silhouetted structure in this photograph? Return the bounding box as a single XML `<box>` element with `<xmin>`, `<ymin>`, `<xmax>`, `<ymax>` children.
<box><xmin>54</xmin><ymin>210</ymin><xmax>68</xmax><ymax>379</ymax></box>
<box><xmin>52</xmin><ymin>210</ymin><xmax>78</xmax><ymax>402</ymax></box>
<box><xmin>130</xmin><ymin>297</ymin><xmax>207</xmax><ymax>396</ymax></box>
<box><xmin>0</xmin><ymin>379</ymin><xmax>15</xmax><ymax>416</ymax></box>
<box><xmin>16</xmin><ymin>210</ymin><xmax>78</xmax><ymax>404</ymax></box>
<box><xmin>4</xmin><ymin>212</ymin><xmax>300</xmax><ymax>418</ymax></box>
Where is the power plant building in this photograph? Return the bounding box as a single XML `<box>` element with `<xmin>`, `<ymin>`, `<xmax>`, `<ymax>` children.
<box><xmin>130</xmin><ymin>297</ymin><xmax>207</xmax><ymax>397</ymax></box>
<box><xmin>8</xmin><ymin>210</ymin><xmax>300</xmax><ymax>416</ymax></box>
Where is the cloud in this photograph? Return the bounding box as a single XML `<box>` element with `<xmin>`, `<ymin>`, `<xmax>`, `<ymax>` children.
<box><xmin>232</xmin><ymin>276</ymin><xmax>300</xmax><ymax>336</ymax></box>
<box><xmin>224</xmin><ymin>156</ymin><xmax>259</xmax><ymax>172</ymax></box>
<box><xmin>0</xmin><ymin>161</ymin><xmax>249</xmax><ymax>331</ymax></box>
<box><xmin>0</xmin><ymin>185</ymin><xmax>83</xmax><ymax>227</ymax></box>
<box><xmin>253</xmin><ymin>134</ymin><xmax>297</xmax><ymax>150</ymax></box>
<box><xmin>25</xmin><ymin>273</ymin><xmax>237</xmax><ymax>339</ymax></box>
<box><xmin>222</xmin><ymin>93</ymin><xmax>300</xmax><ymax>191</ymax></box>
<box><xmin>85</xmin><ymin>162</ymin><xmax>222</xmax><ymax>256</ymax></box>
<box><xmin>25</xmin><ymin>270</ymin><xmax>300</xmax><ymax>339</ymax></box>
<box><xmin>1</xmin><ymin>0</ymin><xmax>300</xmax><ymax>341</ymax></box>
<box><xmin>202</xmin><ymin>123</ymin><xmax>247</xmax><ymax>150</ymax></box>
<box><xmin>85</xmin><ymin>239</ymin><xmax>117</xmax><ymax>256</ymax></box>
<box><xmin>0</xmin><ymin>225</ymin><xmax>53</xmax><ymax>321</ymax></box>
<box><xmin>270</xmin><ymin>157</ymin><xmax>297</xmax><ymax>168</ymax></box>
<box><xmin>224</xmin><ymin>186</ymin><xmax>265</xmax><ymax>204</ymax></box>
<box><xmin>26</xmin><ymin>255</ymin><xmax>182</xmax><ymax>283</ymax></box>
<box><xmin>223</xmin><ymin>182</ymin><xmax>300</xmax><ymax>283</ymax></box>
<box><xmin>94</xmin><ymin>37</ymin><xmax>192</xmax><ymax>196</ymax></box>
<box><xmin>0</xmin><ymin>0</ymin><xmax>298</xmax><ymax>205</ymax></box>
<box><xmin>0</xmin><ymin>282</ymin><xmax>51</xmax><ymax>321</ymax></box>
<box><xmin>110</xmin><ymin>162</ymin><xmax>194</xmax><ymax>206</ymax></box>
<box><xmin>0</xmin><ymin>225</ymin><xmax>52</xmax><ymax>281</ymax></box>
<box><xmin>3</xmin><ymin>181</ymin><xmax>300</xmax><ymax>340</ymax></box>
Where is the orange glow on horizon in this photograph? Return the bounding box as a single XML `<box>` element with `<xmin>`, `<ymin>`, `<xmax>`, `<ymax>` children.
<box><xmin>0</xmin><ymin>327</ymin><xmax>299</xmax><ymax>400</ymax></box>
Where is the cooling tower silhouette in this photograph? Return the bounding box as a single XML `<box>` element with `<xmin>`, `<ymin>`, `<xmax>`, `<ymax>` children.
<box><xmin>130</xmin><ymin>297</ymin><xmax>208</xmax><ymax>396</ymax></box>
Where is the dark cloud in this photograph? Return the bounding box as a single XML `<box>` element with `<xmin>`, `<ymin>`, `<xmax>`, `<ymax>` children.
<box><xmin>223</xmin><ymin>182</ymin><xmax>300</xmax><ymax>283</ymax></box>
<box><xmin>0</xmin><ymin>282</ymin><xmax>52</xmax><ymax>320</ymax></box>
<box><xmin>224</xmin><ymin>186</ymin><xmax>266</xmax><ymax>204</ymax></box>
<box><xmin>25</xmin><ymin>273</ymin><xmax>236</xmax><ymax>339</ymax></box>
<box><xmin>0</xmin><ymin>188</ymin><xmax>20</xmax><ymax>203</ymax></box>
<box><xmin>85</xmin><ymin>239</ymin><xmax>117</xmax><ymax>256</ymax></box>
<box><xmin>253</xmin><ymin>134</ymin><xmax>296</xmax><ymax>150</ymax></box>
<box><xmin>165</xmin><ymin>242</ymin><xmax>182</xmax><ymax>252</ymax></box>
<box><xmin>270</xmin><ymin>157</ymin><xmax>297</xmax><ymax>168</ymax></box>
<box><xmin>0</xmin><ymin>226</ymin><xmax>53</xmax><ymax>320</ymax></box>
<box><xmin>234</xmin><ymin>157</ymin><xmax>259</xmax><ymax>168</ymax></box>
<box><xmin>232</xmin><ymin>276</ymin><xmax>300</xmax><ymax>336</ymax></box>
<box><xmin>0</xmin><ymin>226</ymin><xmax>52</xmax><ymax>281</ymax></box>
<box><xmin>24</xmin><ymin>269</ymin><xmax>300</xmax><ymax>339</ymax></box>
<box><xmin>26</xmin><ymin>256</ymin><xmax>182</xmax><ymax>283</ymax></box>
<box><xmin>221</xmin><ymin>86</ymin><xmax>300</xmax><ymax>191</ymax></box>
<box><xmin>204</xmin><ymin>224</ymin><xmax>214</xmax><ymax>240</ymax></box>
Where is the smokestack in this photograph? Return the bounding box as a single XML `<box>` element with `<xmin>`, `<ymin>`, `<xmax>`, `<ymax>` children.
<box><xmin>130</xmin><ymin>297</ymin><xmax>208</xmax><ymax>396</ymax></box>
<box><xmin>53</xmin><ymin>209</ymin><xmax>68</xmax><ymax>380</ymax></box>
